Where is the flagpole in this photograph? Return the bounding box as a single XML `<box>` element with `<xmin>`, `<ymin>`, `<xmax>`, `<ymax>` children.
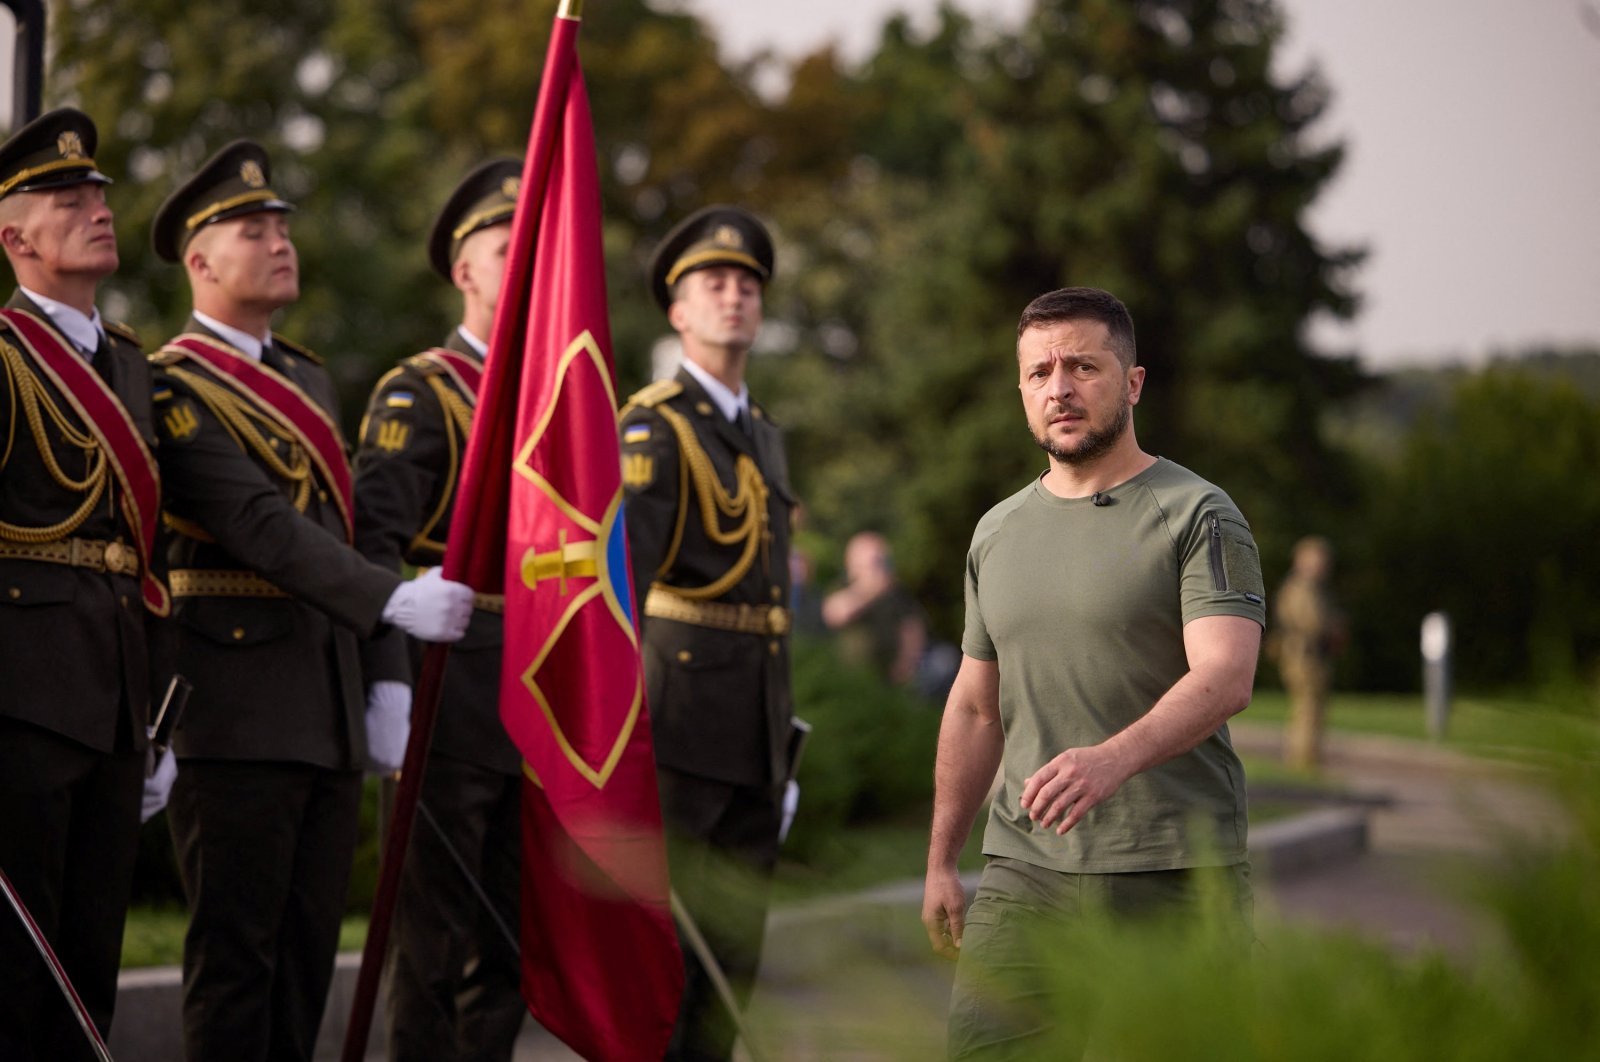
<box><xmin>1</xmin><ymin>866</ymin><xmax>114</xmax><ymax>1062</ymax></box>
<box><xmin>339</xmin><ymin>643</ymin><xmax>451</xmax><ymax>1062</ymax></box>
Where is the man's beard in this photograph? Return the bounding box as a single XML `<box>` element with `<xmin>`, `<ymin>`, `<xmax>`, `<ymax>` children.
<box><xmin>1031</xmin><ymin>398</ymin><xmax>1130</xmax><ymax>466</ymax></box>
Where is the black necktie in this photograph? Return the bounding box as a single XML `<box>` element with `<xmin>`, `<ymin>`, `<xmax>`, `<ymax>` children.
<box><xmin>89</xmin><ymin>331</ymin><xmax>114</xmax><ymax>387</ymax></box>
<box><xmin>736</xmin><ymin>407</ymin><xmax>753</xmax><ymax>437</ymax></box>
<box><xmin>261</xmin><ymin>341</ymin><xmax>289</xmax><ymax>375</ymax></box>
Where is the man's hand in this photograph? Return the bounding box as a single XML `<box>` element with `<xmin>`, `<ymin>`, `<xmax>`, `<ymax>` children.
<box><xmin>381</xmin><ymin>568</ymin><xmax>474</xmax><ymax>643</ymax></box>
<box><xmin>922</xmin><ymin>866</ymin><xmax>968</xmax><ymax>960</ymax></box>
<box><xmin>142</xmin><ymin>727</ymin><xmax>178</xmax><ymax>823</ymax></box>
<box><xmin>365</xmin><ymin>681</ymin><xmax>412</xmax><ymax>774</ymax></box>
<box><xmin>1019</xmin><ymin>744</ymin><xmax>1134</xmax><ymax>836</ymax></box>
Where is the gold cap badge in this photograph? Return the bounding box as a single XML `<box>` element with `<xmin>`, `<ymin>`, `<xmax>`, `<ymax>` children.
<box><xmin>713</xmin><ymin>224</ymin><xmax>742</xmax><ymax>249</ymax></box>
<box><xmin>240</xmin><ymin>160</ymin><xmax>266</xmax><ymax>188</ymax></box>
<box><xmin>502</xmin><ymin>176</ymin><xmax>521</xmax><ymax>199</ymax></box>
<box><xmin>57</xmin><ymin>131</ymin><xmax>84</xmax><ymax>159</ymax></box>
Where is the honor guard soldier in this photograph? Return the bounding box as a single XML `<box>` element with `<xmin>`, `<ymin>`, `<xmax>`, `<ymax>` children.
<box><xmin>0</xmin><ymin>108</ymin><xmax>176</xmax><ymax>1062</ymax></box>
<box><xmin>620</xmin><ymin>206</ymin><xmax>797</xmax><ymax>1062</ymax></box>
<box><xmin>147</xmin><ymin>141</ymin><xmax>474</xmax><ymax>1062</ymax></box>
<box><xmin>352</xmin><ymin>159</ymin><xmax>527</xmax><ymax>1061</ymax></box>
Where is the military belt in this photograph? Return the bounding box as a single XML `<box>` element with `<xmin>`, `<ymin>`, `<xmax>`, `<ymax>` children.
<box><xmin>645</xmin><ymin>587</ymin><xmax>791</xmax><ymax>637</ymax></box>
<box><xmin>169</xmin><ymin>568</ymin><xmax>288</xmax><ymax>598</ymax></box>
<box><xmin>0</xmin><ymin>536</ymin><xmax>139</xmax><ymax>577</ymax></box>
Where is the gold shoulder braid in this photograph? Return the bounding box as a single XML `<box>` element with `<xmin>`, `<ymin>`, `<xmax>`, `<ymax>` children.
<box><xmin>411</xmin><ymin>367</ymin><xmax>474</xmax><ymax>556</ymax></box>
<box><xmin>619</xmin><ymin>377</ymin><xmax>682</xmax><ymax>419</ymax></box>
<box><xmin>0</xmin><ymin>337</ymin><xmax>110</xmax><ymax>543</ymax></box>
<box><xmin>104</xmin><ymin>320</ymin><xmax>143</xmax><ymax>349</ymax></box>
<box><xmin>650</xmin><ymin>401</ymin><xmax>769</xmax><ymax>600</ymax></box>
<box><xmin>269</xmin><ymin>332</ymin><xmax>323</xmax><ymax>365</ymax></box>
<box><xmin>163</xmin><ymin>364</ymin><xmax>314</xmax><ymax>513</ymax></box>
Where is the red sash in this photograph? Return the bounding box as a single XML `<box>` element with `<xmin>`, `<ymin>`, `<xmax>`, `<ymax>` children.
<box><xmin>162</xmin><ymin>334</ymin><xmax>356</xmax><ymax>541</ymax></box>
<box><xmin>415</xmin><ymin>347</ymin><xmax>485</xmax><ymax>406</ymax></box>
<box><xmin>0</xmin><ymin>309</ymin><xmax>170</xmax><ymax>615</ymax></box>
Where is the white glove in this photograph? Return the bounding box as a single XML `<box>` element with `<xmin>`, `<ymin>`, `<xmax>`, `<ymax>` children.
<box><xmin>382</xmin><ymin>568</ymin><xmax>474</xmax><ymax>643</ymax></box>
<box><xmin>779</xmin><ymin>779</ymin><xmax>800</xmax><ymax>844</ymax></box>
<box><xmin>142</xmin><ymin>727</ymin><xmax>178</xmax><ymax>823</ymax></box>
<box><xmin>365</xmin><ymin>680</ymin><xmax>412</xmax><ymax>774</ymax></box>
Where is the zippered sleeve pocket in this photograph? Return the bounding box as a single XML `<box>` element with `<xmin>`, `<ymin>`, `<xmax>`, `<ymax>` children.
<box><xmin>1207</xmin><ymin>511</ymin><xmax>1264</xmax><ymax>603</ymax></box>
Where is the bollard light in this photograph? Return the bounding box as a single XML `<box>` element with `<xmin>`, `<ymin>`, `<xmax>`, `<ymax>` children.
<box><xmin>1421</xmin><ymin>611</ymin><xmax>1451</xmax><ymax>741</ymax></box>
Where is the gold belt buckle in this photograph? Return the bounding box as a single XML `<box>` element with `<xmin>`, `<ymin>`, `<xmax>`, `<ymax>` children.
<box><xmin>102</xmin><ymin>541</ymin><xmax>128</xmax><ymax>574</ymax></box>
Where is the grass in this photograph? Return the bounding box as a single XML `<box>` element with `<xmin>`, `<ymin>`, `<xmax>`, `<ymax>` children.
<box><xmin>1241</xmin><ymin>688</ymin><xmax>1600</xmax><ymax>765</ymax></box>
<box><xmin>120</xmin><ymin>909</ymin><xmax>372</xmax><ymax>970</ymax></box>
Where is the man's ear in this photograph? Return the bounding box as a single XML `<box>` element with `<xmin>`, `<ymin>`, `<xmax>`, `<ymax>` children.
<box><xmin>0</xmin><ymin>222</ymin><xmax>31</xmax><ymax>258</ymax></box>
<box><xmin>184</xmin><ymin>246</ymin><xmax>212</xmax><ymax>283</ymax></box>
<box><xmin>666</xmin><ymin>298</ymin><xmax>687</xmax><ymax>333</ymax></box>
<box><xmin>1127</xmin><ymin>365</ymin><xmax>1147</xmax><ymax>406</ymax></box>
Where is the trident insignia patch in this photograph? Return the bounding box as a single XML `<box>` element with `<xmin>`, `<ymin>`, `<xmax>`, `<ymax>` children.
<box><xmin>162</xmin><ymin>402</ymin><xmax>200</xmax><ymax>442</ymax></box>
<box><xmin>374</xmin><ymin>420</ymin><xmax>410</xmax><ymax>453</ymax></box>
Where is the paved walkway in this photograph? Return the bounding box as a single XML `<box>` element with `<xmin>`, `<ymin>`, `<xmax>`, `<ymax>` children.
<box><xmin>1232</xmin><ymin>720</ymin><xmax>1566</xmax><ymax>960</ymax></box>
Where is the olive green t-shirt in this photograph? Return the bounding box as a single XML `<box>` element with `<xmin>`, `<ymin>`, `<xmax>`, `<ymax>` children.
<box><xmin>962</xmin><ymin>458</ymin><xmax>1266</xmax><ymax>873</ymax></box>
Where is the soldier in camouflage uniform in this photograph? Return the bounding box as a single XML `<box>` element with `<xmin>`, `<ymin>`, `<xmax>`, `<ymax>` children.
<box><xmin>1276</xmin><ymin>535</ymin><xmax>1345</xmax><ymax>770</ymax></box>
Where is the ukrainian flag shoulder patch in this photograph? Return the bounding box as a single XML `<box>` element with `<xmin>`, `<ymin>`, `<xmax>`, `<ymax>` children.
<box><xmin>623</xmin><ymin>424</ymin><xmax>651</xmax><ymax>444</ymax></box>
<box><xmin>386</xmin><ymin>391</ymin><xmax>416</xmax><ymax>409</ymax></box>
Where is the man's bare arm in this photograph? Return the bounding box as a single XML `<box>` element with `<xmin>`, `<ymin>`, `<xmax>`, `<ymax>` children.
<box><xmin>922</xmin><ymin>655</ymin><xmax>1003</xmax><ymax>957</ymax></box>
<box><xmin>1020</xmin><ymin>614</ymin><xmax>1261</xmax><ymax>835</ymax></box>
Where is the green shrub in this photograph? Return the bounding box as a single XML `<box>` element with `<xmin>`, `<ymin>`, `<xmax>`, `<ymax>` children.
<box><xmin>782</xmin><ymin>636</ymin><xmax>942</xmax><ymax>860</ymax></box>
<box><xmin>941</xmin><ymin>739</ymin><xmax>1600</xmax><ymax>1060</ymax></box>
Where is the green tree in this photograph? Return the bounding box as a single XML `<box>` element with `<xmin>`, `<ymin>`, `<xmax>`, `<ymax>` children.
<box><xmin>409</xmin><ymin>0</ymin><xmax>776</xmax><ymax>387</ymax></box>
<box><xmin>45</xmin><ymin>0</ymin><xmax>1371</xmax><ymax>643</ymax></box>
<box><xmin>47</xmin><ymin>0</ymin><xmax>455</xmax><ymax>414</ymax></box>
<box><xmin>756</xmin><ymin>0</ymin><xmax>1367</xmax><ymax>632</ymax></box>
<box><xmin>1348</xmin><ymin>370</ymin><xmax>1600</xmax><ymax>701</ymax></box>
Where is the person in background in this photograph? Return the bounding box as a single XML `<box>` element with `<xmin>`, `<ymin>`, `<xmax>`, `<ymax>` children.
<box><xmin>1274</xmin><ymin>534</ymin><xmax>1346</xmax><ymax>771</ymax></box>
<box><xmin>822</xmin><ymin>530</ymin><xmax>927</xmax><ymax>687</ymax></box>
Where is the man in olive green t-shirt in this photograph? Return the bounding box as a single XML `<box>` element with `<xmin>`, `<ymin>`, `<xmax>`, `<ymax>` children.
<box><xmin>921</xmin><ymin>287</ymin><xmax>1267</xmax><ymax>1059</ymax></box>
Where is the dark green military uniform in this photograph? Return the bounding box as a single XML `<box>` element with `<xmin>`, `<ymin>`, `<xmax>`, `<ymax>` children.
<box><xmin>620</xmin><ymin>206</ymin><xmax>796</xmax><ymax>1062</ymax></box>
<box><xmin>353</xmin><ymin>155</ymin><xmax>529</xmax><ymax>1062</ymax></box>
<box><xmin>148</xmin><ymin>142</ymin><xmax>405</xmax><ymax>1062</ymax></box>
<box><xmin>0</xmin><ymin>109</ymin><xmax>167</xmax><ymax>1062</ymax></box>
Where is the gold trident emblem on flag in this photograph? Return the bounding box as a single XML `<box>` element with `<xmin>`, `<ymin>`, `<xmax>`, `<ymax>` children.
<box><xmin>520</xmin><ymin>529</ymin><xmax>598</xmax><ymax>595</ymax></box>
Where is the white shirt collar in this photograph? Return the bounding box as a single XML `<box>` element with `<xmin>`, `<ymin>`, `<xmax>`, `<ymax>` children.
<box><xmin>680</xmin><ymin>356</ymin><xmax>749</xmax><ymax>424</ymax></box>
<box><xmin>457</xmin><ymin>325</ymin><xmax>488</xmax><ymax>358</ymax></box>
<box><xmin>193</xmin><ymin>310</ymin><xmax>269</xmax><ymax>362</ymax></box>
<box><xmin>20</xmin><ymin>286</ymin><xmax>103</xmax><ymax>356</ymax></box>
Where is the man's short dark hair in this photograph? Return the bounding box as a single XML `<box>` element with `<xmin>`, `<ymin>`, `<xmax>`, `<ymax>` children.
<box><xmin>1016</xmin><ymin>287</ymin><xmax>1137</xmax><ymax>367</ymax></box>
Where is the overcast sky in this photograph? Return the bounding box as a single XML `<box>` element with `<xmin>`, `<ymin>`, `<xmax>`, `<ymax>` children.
<box><xmin>683</xmin><ymin>0</ymin><xmax>1600</xmax><ymax>369</ymax></box>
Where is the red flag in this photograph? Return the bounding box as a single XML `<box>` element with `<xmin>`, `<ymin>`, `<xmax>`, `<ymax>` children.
<box><xmin>442</xmin><ymin>9</ymin><xmax>683</xmax><ymax>1060</ymax></box>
